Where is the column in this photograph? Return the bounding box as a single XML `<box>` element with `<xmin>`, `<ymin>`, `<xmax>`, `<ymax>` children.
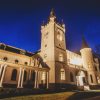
<box><xmin>34</xmin><ymin>70</ymin><xmax>37</xmax><ymax>88</ymax></box>
<box><xmin>21</xmin><ymin>69</ymin><xmax>25</xmax><ymax>88</ymax></box>
<box><xmin>46</xmin><ymin>71</ymin><xmax>49</xmax><ymax>89</ymax></box>
<box><xmin>17</xmin><ymin>67</ymin><xmax>22</xmax><ymax>88</ymax></box>
<box><xmin>0</xmin><ymin>64</ymin><xmax>4</xmax><ymax>77</ymax></box>
<box><xmin>36</xmin><ymin>71</ymin><xmax>39</xmax><ymax>88</ymax></box>
<box><xmin>0</xmin><ymin>65</ymin><xmax>7</xmax><ymax>87</ymax></box>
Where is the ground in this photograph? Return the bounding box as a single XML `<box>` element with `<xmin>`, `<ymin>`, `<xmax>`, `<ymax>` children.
<box><xmin>1</xmin><ymin>90</ymin><xmax>100</xmax><ymax>100</ymax></box>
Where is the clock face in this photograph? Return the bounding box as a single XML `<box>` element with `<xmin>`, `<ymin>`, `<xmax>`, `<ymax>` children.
<box><xmin>57</xmin><ymin>29</ymin><xmax>63</xmax><ymax>41</ymax></box>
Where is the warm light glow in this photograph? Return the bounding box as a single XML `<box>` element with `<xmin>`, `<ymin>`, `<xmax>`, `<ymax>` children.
<box><xmin>70</xmin><ymin>58</ymin><xmax>82</xmax><ymax>66</ymax></box>
<box><xmin>59</xmin><ymin>54</ymin><xmax>63</xmax><ymax>61</ymax></box>
<box><xmin>42</xmin><ymin>72</ymin><xmax>46</xmax><ymax>80</ymax></box>
<box><xmin>60</xmin><ymin>68</ymin><xmax>65</xmax><ymax>80</ymax></box>
<box><xmin>67</xmin><ymin>50</ymin><xmax>82</xmax><ymax>66</ymax></box>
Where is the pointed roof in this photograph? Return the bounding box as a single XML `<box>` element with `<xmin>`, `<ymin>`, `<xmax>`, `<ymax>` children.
<box><xmin>49</xmin><ymin>8</ymin><xmax>56</xmax><ymax>17</ymax></box>
<box><xmin>81</xmin><ymin>35</ymin><xmax>89</xmax><ymax>49</ymax></box>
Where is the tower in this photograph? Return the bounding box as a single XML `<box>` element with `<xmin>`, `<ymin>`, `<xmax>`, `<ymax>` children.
<box><xmin>80</xmin><ymin>36</ymin><xmax>97</xmax><ymax>85</ymax></box>
<box><xmin>40</xmin><ymin>9</ymin><xmax>69</xmax><ymax>88</ymax></box>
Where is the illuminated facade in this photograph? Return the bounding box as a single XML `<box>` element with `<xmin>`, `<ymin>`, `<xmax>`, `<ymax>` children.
<box><xmin>0</xmin><ymin>9</ymin><xmax>100</xmax><ymax>90</ymax></box>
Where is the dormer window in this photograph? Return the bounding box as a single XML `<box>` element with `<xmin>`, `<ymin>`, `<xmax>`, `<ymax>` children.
<box><xmin>15</xmin><ymin>59</ymin><xmax>19</xmax><ymax>64</ymax></box>
<box><xmin>3</xmin><ymin>57</ymin><xmax>8</xmax><ymax>61</ymax></box>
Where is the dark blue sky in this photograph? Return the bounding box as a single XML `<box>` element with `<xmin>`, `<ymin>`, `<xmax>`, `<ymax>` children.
<box><xmin>0</xmin><ymin>0</ymin><xmax>100</xmax><ymax>52</ymax></box>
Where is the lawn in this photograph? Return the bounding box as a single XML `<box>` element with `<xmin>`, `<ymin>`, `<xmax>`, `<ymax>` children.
<box><xmin>0</xmin><ymin>92</ymin><xmax>75</xmax><ymax>100</ymax></box>
<box><xmin>1</xmin><ymin>91</ymin><xmax>100</xmax><ymax>100</ymax></box>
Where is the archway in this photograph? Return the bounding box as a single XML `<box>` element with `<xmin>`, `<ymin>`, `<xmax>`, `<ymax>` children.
<box><xmin>76</xmin><ymin>71</ymin><xmax>87</xmax><ymax>86</ymax></box>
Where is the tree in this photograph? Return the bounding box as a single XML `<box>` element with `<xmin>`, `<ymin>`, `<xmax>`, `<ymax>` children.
<box><xmin>94</xmin><ymin>44</ymin><xmax>100</xmax><ymax>55</ymax></box>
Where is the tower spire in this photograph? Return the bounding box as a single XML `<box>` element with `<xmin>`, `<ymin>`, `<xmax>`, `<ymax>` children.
<box><xmin>81</xmin><ymin>34</ymin><xmax>89</xmax><ymax>49</ymax></box>
<box><xmin>50</xmin><ymin>8</ymin><xmax>55</xmax><ymax>17</ymax></box>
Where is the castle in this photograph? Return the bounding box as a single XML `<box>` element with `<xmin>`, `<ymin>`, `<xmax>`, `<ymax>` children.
<box><xmin>0</xmin><ymin>9</ymin><xmax>100</xmax><ymax>90</ymax></box>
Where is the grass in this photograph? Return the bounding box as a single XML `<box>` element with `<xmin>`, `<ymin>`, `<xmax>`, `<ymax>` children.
<box><xmin>1</xmin><ymin>90</ymin><xmax>100</xmax><ymax>100</ymax></box>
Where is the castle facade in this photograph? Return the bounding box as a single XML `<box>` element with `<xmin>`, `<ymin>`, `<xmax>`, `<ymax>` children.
<box><xmin>0</xmin><ymin>10</ymin><xmax>100</xmax><ymax>90</ymax></box>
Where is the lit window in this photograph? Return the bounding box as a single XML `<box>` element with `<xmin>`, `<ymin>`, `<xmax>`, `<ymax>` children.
<box><xmin>59</xmin><ymin>54</ymin><xmax>63</xmax><ymax>61</ymax></box>
<box><xmin>60</xmin><ymin>68</ymin><xmax>65</xmax><ymax>80</ymax></box>
<box><xmin>42</xmin><ymin>72</ymin><xmax>46</xmax><ymax>80</ymax></box>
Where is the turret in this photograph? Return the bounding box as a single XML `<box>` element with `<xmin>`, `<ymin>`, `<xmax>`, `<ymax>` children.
<box><xmin>80</xmin><ymin>35</ymin><xmax>97</xmax><ymax>85</ymax></box>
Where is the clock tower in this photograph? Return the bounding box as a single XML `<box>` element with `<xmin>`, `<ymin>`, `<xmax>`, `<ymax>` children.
<box><xmin>40</xmin><ymin>9</ymin><xmax>69</xmax><ymax>88</ymax></box>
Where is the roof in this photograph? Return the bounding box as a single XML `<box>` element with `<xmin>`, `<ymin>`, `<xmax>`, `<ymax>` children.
<box><xmin>49</xmin><ymin>8</ymin><xmax>56</xmax><ymax>17</ymax></box>
<box><xmin>32</xmin><ymin>54</ymin><xmax>50</xmax><ymax>69</ymax></box>
<box><xmin>0</xmin><ymin>43</ymin><xmax>33</xmax><ymax>57</ymax></box>
<box><xmin>81</xmin><ymin>35</ymin><xmax>89</xmax><ymax>49</ymax></box>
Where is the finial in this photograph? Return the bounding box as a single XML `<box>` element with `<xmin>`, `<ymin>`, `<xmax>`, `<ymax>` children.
<box><xmin>62</xmin><ymin>19</ymin><xmax>64</xmax><ymax>23</ymax></box>
<box><xmin>50</xmin><ymin>8</ymin><xmax>55</xmax><ymax>17</ymax></box>
<box><xmin>61</xmin><ymin>19</ymin><xmax>65</xmax><ymax>27</ymax></box>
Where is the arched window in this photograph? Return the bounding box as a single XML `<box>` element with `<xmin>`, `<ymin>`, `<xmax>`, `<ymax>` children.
<box><xmin>70</xmin><ymin>72</ymin><xmax>74</xmax><ymax>82</ymax></box>
<box><xmin>59</xmin><ymin>54</ymin><xmax>63</xmax><ymax>62</ymax></box>
<box><xmin>60</xmin><ymin>68</ymin><xmax>65</xmax><ymax>80</ymax></box>
<box><xmin>31</xmin><ymin>71</ymin><xmax>35</xmax><ymax>81</ymax></box>
<box><xmin>24</xmin><ymin>71</ymin><xmax>27</xmax><ymax>82</ymax></box>
<box><xmin>11</xmin><ymin>69</ymin><xmax>17</xmax><ymax>81</ymax></box>
<box><xmin>90</xmin><ymin>74</ymin><xmax>93</xmax><ymax>83</ymax></box>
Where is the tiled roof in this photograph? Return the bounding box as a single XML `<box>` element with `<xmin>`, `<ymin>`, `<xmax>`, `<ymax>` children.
<box><xmin>0</xmin><ymin>43</ymin><xmax>33</xmax><ymax>57</ymax></box>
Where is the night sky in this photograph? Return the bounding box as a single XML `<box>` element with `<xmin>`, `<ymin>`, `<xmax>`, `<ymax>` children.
<box><xmin>0</xmin><ymin>0</ymin><xmax>100</xmax><ymax>53</ymax></box>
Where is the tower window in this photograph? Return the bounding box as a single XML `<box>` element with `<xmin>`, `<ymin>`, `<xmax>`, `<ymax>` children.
<box><xmin>57</xmin><ymin>31</ymin><xmax>63</xmax><ymax>41</ymax></box>
<box><xmin>59</xmin><ymin>54</ymin><xmax>63</xmax><ymax>61</ymax></box>
<box><xmin>60</xmin><ymin>68</ymin><xmax>65</xmax><ymax>80</ymax></box>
